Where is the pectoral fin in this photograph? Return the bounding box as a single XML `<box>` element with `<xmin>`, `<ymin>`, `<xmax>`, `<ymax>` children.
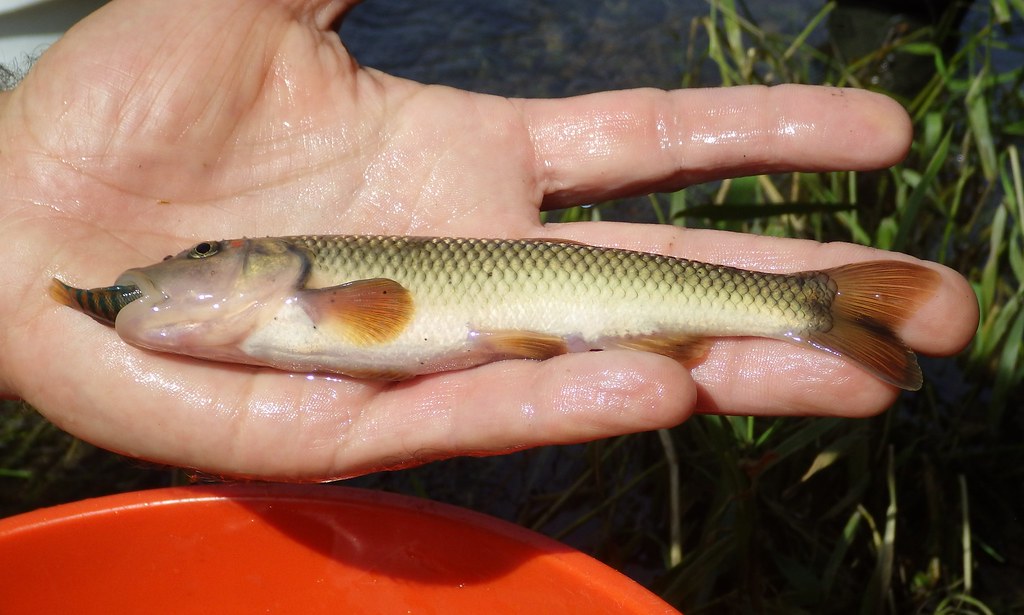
<box><xmin>298</xmin><ymin>278</ymin><xmax>413</xmax><ymax>345</ymax></box>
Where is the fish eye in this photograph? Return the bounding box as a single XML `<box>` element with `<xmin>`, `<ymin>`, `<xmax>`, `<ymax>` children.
<box><xmin>188</xmin><ymin>241</ymin><xmax>220</xmax><ymax>259</ymax></box>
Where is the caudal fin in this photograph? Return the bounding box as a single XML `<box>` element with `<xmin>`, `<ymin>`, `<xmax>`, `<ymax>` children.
<box><xmin>804</xmin><ymin>261</ymin><xmax>940</xmax><ymax>391</ymax></box>
<box><xmin>49</xmin><ymin>278</ymin><xmax>143</xmax><ymax>326</ymax></box>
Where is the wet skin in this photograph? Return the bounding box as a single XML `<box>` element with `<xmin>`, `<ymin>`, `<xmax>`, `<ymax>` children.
<box><xmin>0</xmin><ymin>0</ymin><xmax>977</xmax><ymax>479</ymax></box>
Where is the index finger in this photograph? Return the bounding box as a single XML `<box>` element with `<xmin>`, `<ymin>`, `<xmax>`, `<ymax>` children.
<box><xmin>520</xmin><ymin>84</ymin><xmax>912</xmax><ymax>207</ymax></box>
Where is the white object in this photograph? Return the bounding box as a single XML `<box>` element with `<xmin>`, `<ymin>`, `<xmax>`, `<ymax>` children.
<box><xmin>0</xmin><ymin>0</ymin><xmax>108</xmax><ymax>67</ymax></box>
<box><xmin>0</xmin><ymin>0</ymin><xmax>58</xmax><ymax>13</ymax></box>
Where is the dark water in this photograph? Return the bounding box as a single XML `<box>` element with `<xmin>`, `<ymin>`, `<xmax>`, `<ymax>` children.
<box><xmin>342</xmin><ymin>0</ymin><xmax>697</xmax><ymax>97</ymax></box>
<box><xmin>341</xmin><ymin>0</ymin><xmax>819</xmax><ymax>98</ymax></box>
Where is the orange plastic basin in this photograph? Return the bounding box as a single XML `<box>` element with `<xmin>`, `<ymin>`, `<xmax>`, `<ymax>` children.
<box><xmin>0</xmin><ymin>484</ymin><xmax>678</xmax><ymax>614</ymax></box>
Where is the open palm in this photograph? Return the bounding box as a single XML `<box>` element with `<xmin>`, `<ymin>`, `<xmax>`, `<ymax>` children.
<box><xmin>0</xmin><ymin>0</ymin><xmax>976</xmax><ymax>479</ymax></box>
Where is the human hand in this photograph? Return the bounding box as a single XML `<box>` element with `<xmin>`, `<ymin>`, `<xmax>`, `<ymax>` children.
<box><xmin>0</xmin><ymin>0</ymin><xmax>977</xmax><ymax>479</ymax></box>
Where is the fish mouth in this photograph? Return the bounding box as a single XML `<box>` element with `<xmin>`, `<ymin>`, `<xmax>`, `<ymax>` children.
<box><xmin>49</xmin><ymin>278</ymin><xmax>145</xmax><ymax>326</ymax></box>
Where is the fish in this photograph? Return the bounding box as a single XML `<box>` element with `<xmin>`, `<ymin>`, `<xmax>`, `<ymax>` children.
<box><xmin>49</xmin><ymin>235</ymin><xmax>940</xmax><ymax>389</ymax></box>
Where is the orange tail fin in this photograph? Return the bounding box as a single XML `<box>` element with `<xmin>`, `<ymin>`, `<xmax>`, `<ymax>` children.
<box><xmin>49</xmin><ymin>278</ymin><xmax>143</xmax><ymax>326</ymax></box>
<box><xmin>803</xmin><ymin>261</ymin><xmax>940</xmax><ymax>390</ymax></box>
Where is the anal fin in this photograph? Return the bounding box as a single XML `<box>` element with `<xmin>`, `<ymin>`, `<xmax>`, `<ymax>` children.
<box><xmin>602</xmin><ymin>334</ymin><xmax>712</xmax><ymax>366</ymax></box>
<box><xmin>472</xmin><ymin>330</ymin><xmax>570</xmax><ymax>361</ymax></box>
<box><xmin>337</xmin><ymin>367</ymin><xmax>416</xmax><ymax>381</ymax></box>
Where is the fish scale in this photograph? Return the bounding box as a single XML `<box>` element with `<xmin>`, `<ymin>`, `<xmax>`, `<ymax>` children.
<box><xmin>295</xmin><ymin>234</ymin><xmax>831</xmax><ymax>336</ymax></box>
<box><xmin>50</xmin><ymin>235</ymin><xmax>939</xmax><ymax>389</ymax></box>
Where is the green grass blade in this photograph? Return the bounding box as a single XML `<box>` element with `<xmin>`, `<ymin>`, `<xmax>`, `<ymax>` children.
<box><xmin>860</xmin><ymin>448</ymin><xmax>897</xmax><ymax>615</ymax></box>
<box><xmin>966</xmin><ymin>67</ymin><xmax>998</xmax><ymax>181</ymax></box>
<box><xmin>783</xmin><ymin>1</ymin><xmax>834</xmax><ymax>61</ymax></box>
<box><xmin>821</xmin><ymin>509</ymin><xmax>864</xmax><ymax>600</ymax></box>
<box><xmin>892</xmin><ymin>129</ymin><xmax>952</xmax><ymax>251</ymax></box>
<box><xmin>675</xmin><ymin>201</ymin><xmax>855</xmax><ymax>221</ymax></box>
